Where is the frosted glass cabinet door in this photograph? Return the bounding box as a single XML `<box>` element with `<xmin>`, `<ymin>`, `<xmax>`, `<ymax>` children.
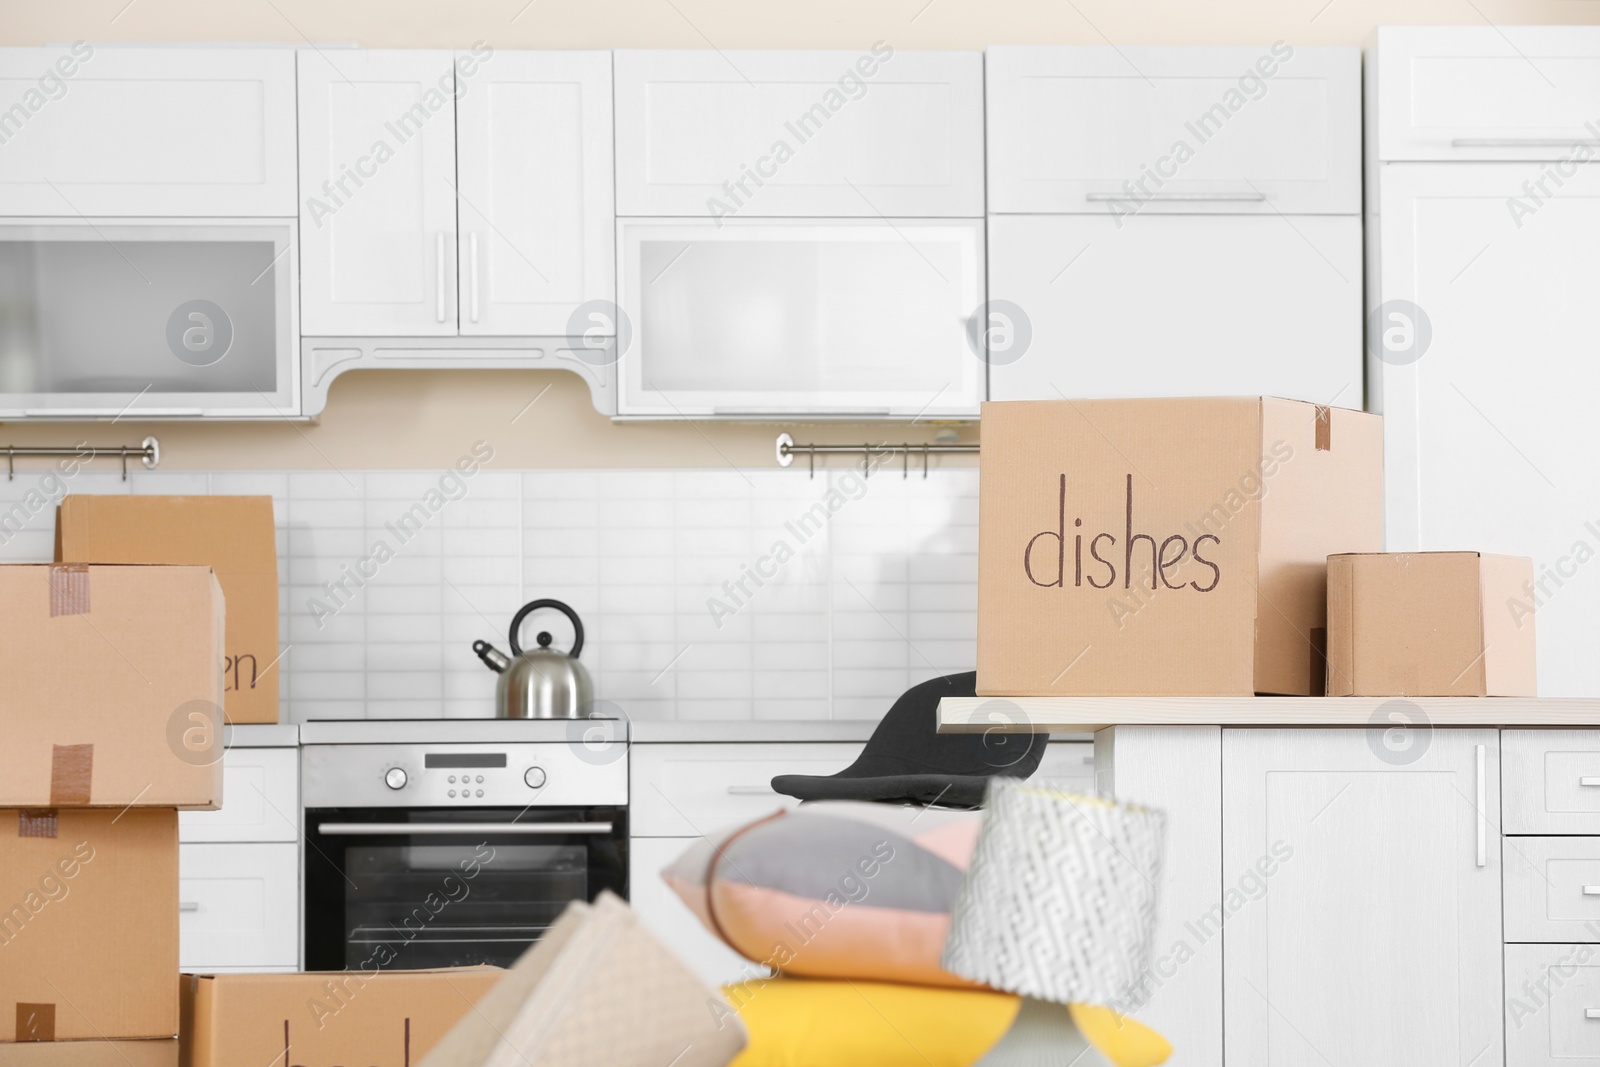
<box><xmin>1223</xmin><ymin>728</ymin><xmax>1503</xmax><ymax>1067</ymax></box>
<box><xmin>616</xmin><ymin>218</ymin><xmax>985</xmax><ymax>418</ymax></box>
<box><xmin>456</xmin><ymin>51</ymin><xmax>614</xmax><ymax>336</ymax></box>
<box><xmin>987</xmin><ymin>212</ymin><xmax>1362</xmax><ymax>404</ymax></box>
<box><xmin>0</xmin><ymin>47</ymin><xmax>297</xmax><ymax>217</ymax></box>
<box><xmin>1375</xmin><ymin>162</ymin><xmax>1600</xmax><ymax>696</ymax></box>
<box><xmin>298</xmin><ymin>50</ymin><xmax>458</xmax><ymax>336</ymax></box>
<box><xmin>0</xmin><ymin>220</ymin><xmax>298</xmax><ymax>418</ymax></box>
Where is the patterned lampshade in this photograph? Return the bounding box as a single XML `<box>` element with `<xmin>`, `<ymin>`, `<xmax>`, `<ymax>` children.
<box><xmin>940</xmin><ymin>778</ymin><xmax>1166</xmax><ymax>1009</ymax></box>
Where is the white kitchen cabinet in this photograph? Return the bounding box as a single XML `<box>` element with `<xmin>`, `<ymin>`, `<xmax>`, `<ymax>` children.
<box><xmin>986</xmin><ymin>46</ymin><xmax>1360</xmax><ymax>215</ymax></box>
<box><xmin>1506</xmin><ymin>943</ymin><xmax>1600</xmax><ymax>1066</ymax></box>
<box><xmin>456</xmin><ymin>51</ymin><xmax>613</xmax><ymax>336</ymax></box>
<box><xmin>630</xmin><ymin>742</ymin><xmax>858</xmax><ymax>837</ymax></box>
<box><xmin>616</xmin><ymin>217</ymin><xmax>984</xmax><ymax>418</ymax></box>
<box><xmin>178</xmin><ymin>842</ymin><xmax>300</xmax><ymax>970</ymax></box>
<box><xmin>1223</xmin><ymin>728</ymin><xmax>1502</xmax><ymax>1067</ymax></box>
<box><xmin>1372</xmin><ymin>26</ymin><xmax>1600</xmax><ymax>162</ymax></box>
<box><xmin>298</xmin><ymin>50</ymin><xmax>458</xmax><ymax>336</ymax></box>
<box><xmin>614</xmin><ymin>49</ymin><xmax>983</xmax><ymax>218</ymax></box>
<box><xmin>987</xmin><ymin>212</ymin><xmax>1362</xmax><ymax>404</ymax></box>
<box><xmin>1503</xmin><ymin>731</ymin><xmax>1600</xmax><ymax>836</ymax></box>
<box><xmin>1372</xmin><ymin>162</ymin><xmax>1600</xmax><ymax>696</ymax></box>
<box><xmin>0</xmin><ymin>47</ymin><xmax>297</xmax><ymax>217</ymax></box>
<box><xmin>179</xmin><ymin>747</ymin><xmax>299</xmax><ymax>843</ymax></box>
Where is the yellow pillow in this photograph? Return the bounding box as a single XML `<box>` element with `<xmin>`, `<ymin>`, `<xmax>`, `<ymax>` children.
<box><xmin>725</xmin><ymin>978</ymin><xmax>1017</xmax><ymax>1067</ymax></box>
<box><xmin>724</xmin><ymin>979</ymin><xmax>1173</xmax><ymax>1067</ymax></box>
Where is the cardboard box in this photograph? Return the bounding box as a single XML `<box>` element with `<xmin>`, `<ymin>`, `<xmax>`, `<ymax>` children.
<box><xmin>0</xmin><ymin>565</ymin><xmax>224</xmax><ymax>809</ymax></box>
<box><xmin>1326</xmin><ymin>552</ymin><xmax>1536</xmax><ymax>696</ymax></box>
<box><xmin>977</xmin><ymin>398</ymin><xmax>1383</xmax><ymax>696</ymax></box>
<box><xmin>0</xmin><ymin>808</ymin><xmax>177</xmax><ymax>1043</ymax></box>
<box><xmin>0</xmin><ymin>1040</ymin><xmax>176</xmax><ymax>1067</ymax></box>
<box><xmin>56</xmin><ymin>495</ymin><xmax>279</xmax><ymax>725</ymax></box>
<box><xmin>179</xmin><ymin>968</ymin><xmax>502</xmax><ymax>1067</ymax></box>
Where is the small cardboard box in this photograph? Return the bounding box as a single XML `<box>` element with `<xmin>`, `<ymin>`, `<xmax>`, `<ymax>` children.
<box><xmin>978</xmin><ymin>398</ymin><xmax>1384</xmax><ymax>696</ymax></box>
<box><xmin>56</xmin><ymin>495</ymin><xmax>280</xmax><ymax>725</ymax></box>
<box><xmin>0</xmin><ymin>809</ymin><xmax>178</xmax><ymax>1043</ymax></box>
<box><xmin>0</xmin><ymin>1040</ymin><xmax>175</xmax><ymax>1066</ymax></box>
<box><xmin>179</xmin><ymin>969</ymin><xmax>502</xmax><ymax>1067</ymax></box>
<box><xmin>0</xmin><ymin>564</ymin><xmax>224</xmax><ymax>809</ymax></box>
<box><xmin>1326</xmin><ymin>551</ymin><xmax>1537</xmax><ymax>696</ymax></box>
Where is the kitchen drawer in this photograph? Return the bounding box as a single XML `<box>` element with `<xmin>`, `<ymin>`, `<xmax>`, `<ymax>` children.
<box><xmin>179</xmin><ymin>747</ymin><xmax>298</xmax><ymax>843</ymax></box>
<box><xmin>1507</xmin><ymin>838</ymin><xmax>1600</xmax><ymax>943</ymax></box>
<box><xmin>178</xmin><ymin>842</ymin><xmax>299</xmax><ymax>970</ymax></box>
<box><xmin>1373</xmin><ymin>27</ymin><xmax>1600</xmax><ymax>162</ymax></box>
<box><xmin>613</xmin><ymin>50</ymin><xmax>984</xmax><ymax>217</ymax></box>
<box><xmin>630</xmin><ymin>743</ymin><xmax>858</xmax><ymax>836</ymax></box>
<box><xmin>1505</xmin><ymin>732</ymin><xmax>1600</xmax><ymax>835</ymax></box>
<box><xmin>1034</xmin><ymin>741</ymin><xmax>1095</xmax><ymax>794</ymax></box>
<box><xmin>986</xmin><ymin>45</ymin><xmax>1359</xmax><ymax>215</ymax></box>
<box><xmin>1506</xmin><ymin>943</ymin><xmax>1600</xmax><ymax>1065</ymax></box>
<box><xmin>630</xmin><ymin>837</ymin><xmax>767</xmax><ymax>988</ymax></box>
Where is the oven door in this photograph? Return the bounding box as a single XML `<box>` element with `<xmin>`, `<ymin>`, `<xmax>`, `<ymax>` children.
<box><xmin>303</xmin><ymin>806</ymin><xmax>626</xmax><ymax>970</ymax></box>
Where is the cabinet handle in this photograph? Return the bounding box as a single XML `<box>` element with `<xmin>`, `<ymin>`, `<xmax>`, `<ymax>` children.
<box><xmin>1581</xmin><ymin>777</ymin><xmax>1600</xmax><ymax>787</ymax></box>
<box><xmin>727</xmin><ymin>785</ymin><xmax>776</xmax><ymax>796</ymax></box>
<box><xmin>469</xmin><ymin>232</ymin><xmax>480</xmax><ymax>324</ymax></box>
<box><xmin>1452</xmin><ymin>138</ymin><xmax>1600</xmax><ymax>148</ymax></box>
<box><xmin>1085</xmin><ymin>192</ymin><xmax>1266</xmax><ymax>202</ymax></box>
<box><xmin>179</xmin><ymin>902</ymin><xmax>200</xmax><ymax>912</ymax></box>
<box><xmin>1584</xmin><ymin>886</ymin><xmax>1600</xmax><ymax>896</ymax></box>
<box><xmin>1475</xmin><ymin>744</ymin><xmax>1487</xmax><ymax>868</ymax></box>
<box><xmin>436</xmin><ymin>232</ymin><xmax>447</xmax><ymax>324</ymax></box>
<box><xmin>1587</xmin><ymin>1008</ymin><xmax>1600</xmax><ymax>1020</ymax></box>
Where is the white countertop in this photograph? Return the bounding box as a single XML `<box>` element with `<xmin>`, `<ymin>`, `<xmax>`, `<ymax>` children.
<box><xmin>937</xmin><ymin>696</ymin><xmax>1600</xmax><ymax>731</ymax></box>
<box><xmin>224</xmin><ymin>723</ymin><xmax>299</xmax><ymax>747</ymax></box>
<box><xmin>628</xmin><ymin>720</ymin><xmax>880</xmax><ymax>743</ymax></box>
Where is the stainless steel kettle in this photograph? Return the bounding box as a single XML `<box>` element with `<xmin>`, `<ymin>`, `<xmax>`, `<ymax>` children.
<box><xmin>472</xmin><ymin>599</ymin><xmax>594</xmax><ymax>719</ymax></box>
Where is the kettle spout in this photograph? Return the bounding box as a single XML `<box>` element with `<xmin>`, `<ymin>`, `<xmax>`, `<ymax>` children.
<box><xmin>473</xmin><ymin>640</ymin><xmax>511</xmax><ymax>674</ymax></box>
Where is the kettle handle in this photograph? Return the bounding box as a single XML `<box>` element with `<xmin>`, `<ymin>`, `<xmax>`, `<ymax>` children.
<box><xmin>509</xmin><ymin>599</ymin><xmax>585</xmax><ymax>658</ymax></box>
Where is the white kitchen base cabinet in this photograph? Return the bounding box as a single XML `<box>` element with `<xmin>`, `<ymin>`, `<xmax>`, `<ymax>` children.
<box><xmin>987</xmin><ymin>213</ymin><xmax>1362</xmax><ymax>404</ymax></box>
<box><xmin>1506</xmin><ymin>943</ymin><xmax>1600</xmax><ymax>1066</ymax></box>
<box><xmin>1222</xmin><ymin>728</ymin><xmax>1502</xmax><ymax>1067</ymax></box>
<box><xmin>630</xmin><ymin>836</ymin><xmax>767</xmax><ymax>989</ymax></box>
<box><xmin>178</xmin><ymin>842</ymin><xmax>300</xmax><ymax>970</ymax></box>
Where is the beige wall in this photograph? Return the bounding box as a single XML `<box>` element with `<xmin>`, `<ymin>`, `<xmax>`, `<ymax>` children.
<box><xmin>0</xmin><ymin>0</ymin><xmax>1589</xmax><ymax>472</ymax></box>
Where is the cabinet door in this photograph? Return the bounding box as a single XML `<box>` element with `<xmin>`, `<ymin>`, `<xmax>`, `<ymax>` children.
<box><xmin>1373</xmin><ymin>27</ymin><xmax>1600</xmax><ymax>161</ymax></box>
<box><xmin>614</xmin><ymin>50</ymin><xmax>984</xmax><ymax>217</ymax></box>
<box><xmin>178</xmin><ymin>842</ymin><xmax>300</xmax><ymax>969</ymax></box>
<box><xmin>988</xmin><ymin>212</ymin><xmax>1361</xmax><ymax>404</ymax></box>
<box><xmin>298</xmin><ymin>50</ymin><xmax>457</xmax><ymax>336</ymax></box>
<box><xmin>0</xmin><ymin>47</ymin><xmax>297</xmax><ymax>217</ymax></box>
<box><xmin>456</xmin><ymin>50</ymin><xmax>613</xmax><ymax>336</ymax></box>
<box><xmin>179</xmin><ymin>747</ymin><xmax>298</xmax><ymax>843</ymax></box>
<box><xmin>986</xmin><ymin>46</ymin><xmax>1359</xmax><ymax>215</ymax></box>
<box><xmin>617</xmin><ymin>217</ymin><xmax>985</xmax><ymax>418</ymax></box>
<box><xmin>630</xmin><ymin>837</ymin><xmax>768</xmax><ymax>988</ymax></box>
<box><xmin>630</xmin><ymin>743</ymin><xmax>859</xmax><ymax>837</ymax></box>
<box><xmin>1223</xmin><ymin>728</ymin><xmax>1502</xmax><ymax>1067</ymax></box>
<box><xmin>1375</xmin><ymin>163</ymin><xmax>1600</xmax><ymax>696</ymax></box>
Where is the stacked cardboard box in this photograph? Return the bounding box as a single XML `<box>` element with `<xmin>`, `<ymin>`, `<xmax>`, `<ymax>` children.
<box><xmin>0</xmin><ymin>563</ymin><xmax>225</xmax><ymax>1066</ymax></box>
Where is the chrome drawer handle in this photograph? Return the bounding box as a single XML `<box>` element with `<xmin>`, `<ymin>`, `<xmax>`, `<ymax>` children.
<box><xmin>727</xmin><ymin>785</ymin><xmax>776</xmax><ymax>796</ymax></box>
<box><xmin>1588</xmin><ymin>1008</ymin><xmax>1600</xmax><ymax>1020</ymax></box>
<box><xmin>180</xmin><ymin>902</ymin><xmax>201</xmax><ymax>912</ymax></box>
<box><xmin>1581</xmin><ymin>777</ymin><xmax>1600</xmax><ymax>787</ymax></box>
<box><xmin>318</xmin><ymin>821</ymin><xmax>613</xmax><ymax>836</ymax></box>
<box><xmin>1584</xmin><ymin>886</ymin><xmax>1600</xmax><ymax>896</ymax></box>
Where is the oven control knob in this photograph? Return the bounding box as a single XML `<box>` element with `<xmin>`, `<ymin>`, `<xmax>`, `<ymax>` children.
<box><xmin>384</xmin><ymin>767</ymin><xmax>408</xmax><ymax>791</ymax></box>
<box><xmin>524</xmin><ymin>767</ymin><xmax>547</xmax><ymax>789</ymax></box>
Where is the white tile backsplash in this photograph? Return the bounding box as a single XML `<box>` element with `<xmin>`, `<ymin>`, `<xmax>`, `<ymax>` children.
<box><xmin>0</xmin><ymin>465</ymin><xmax>980</xmax><ymax>723</ymax></box>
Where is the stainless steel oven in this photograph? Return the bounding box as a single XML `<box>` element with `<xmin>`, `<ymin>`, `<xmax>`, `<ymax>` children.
<box><xmin>300</xmin><ymin>719</ymin><xmax>628</xmax><ymax>970</ymax></box>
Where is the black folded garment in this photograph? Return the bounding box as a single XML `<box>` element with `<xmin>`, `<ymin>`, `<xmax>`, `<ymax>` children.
<box><xmin>770</xmin><ymin>671</ymin><xmax>1046</xmax><ymax>808</ymax></box>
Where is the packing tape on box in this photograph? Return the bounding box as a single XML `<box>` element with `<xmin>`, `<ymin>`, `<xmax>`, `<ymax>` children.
<box><xmin>49</xmin><ymin>745</ymin><xmax>92</xmax><ymax>806</ymax></box>
<box><xmin>15</xmin><ymin>1003</ymin><xmax>55</xmax><ymax>1042</ymax></box>
<box><xmin>17</xmin><ymin>810</ymin><xmax>58</xmax><ymax>839</ymax></box>
<box><xmin>1314</xmin><ymin>406</ymin><xmax>1332</xmax><ymax>452</ymax></box>
<box><xmin>46</xmin><ymin>563</ymin><xmax>89</xmax><ymax>617</ymax></box>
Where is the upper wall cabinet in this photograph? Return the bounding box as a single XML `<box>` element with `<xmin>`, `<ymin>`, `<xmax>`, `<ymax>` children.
<box><xmin>986</xmin><ymin>46</ymin><xmax>1360</xmax><ymax>215</ymax></box>
<box><xmin>298</xmin><ymin>50</ymin><xmax>460</xmax><ymax>336</ymax></box>
<box><xmin>613</xmin><ymin>49</ymin><xmax>984</xmax><ymax>217</ymax></box>
<box><xmin>1372</xmin><ymin>26</ymin><xmax>1600</xmax><ymax>161</ymax></box>
<box><xmin>298</xmin><ymin>48</ymin><xmax>614</xmax><ymax>340</ymax></box>
<box><xmin>0</xmin><ymin>47</ymin><xmax>297</xmax><ymax>217</ymax></box>
<box><xmin>456</xmin><ymin>51</ymin><xmax>613</xmax><ymax>336</ymax></box>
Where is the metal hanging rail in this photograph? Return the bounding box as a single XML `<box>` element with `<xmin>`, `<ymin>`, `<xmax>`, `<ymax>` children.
<box><xmin>3</xmin><ymin>436</ymin><xmax>160</xmax><ymax>481</ymax></box>
<box><xmin>775</xmin><ymin>432</ymin><xmax>979</xmax><ymax>479</ymax></box>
